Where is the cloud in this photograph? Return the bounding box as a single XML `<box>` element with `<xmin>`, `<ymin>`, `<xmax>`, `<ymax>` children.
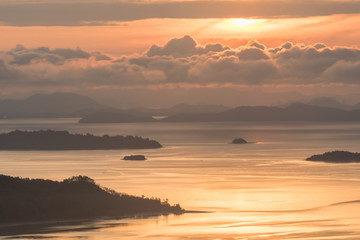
<box><xmin>0</xmin><ymin>60</ymin><xmax>19</xmax><ymax>81</ymax></box>
<box><xmin>0</xmin><ymin>1</ymin><xmax>360</xmax><ymax>26</ymax></box>
<box><xmin>325</xmin><ymin>61</ymin><xmax>360</xmax><ymax>84</ymax></box>
<box><xmin>0</xmin><ymin>36</ymin><xmax>360</xmax><ymax>90</ymax></box>
<box><xmin>146</xmin><ymin>35</ymin><xmax>229</xmax><ymax>57</ymax></box>
<box><xmin>6</xmin><ymin>45</ymin><xmax>111</xmax><ymax>65</ymax></box>
<box><xmin>237</xmin><ymin>48</ymin><xmax>270</xmax><ymax>61</ymax></box>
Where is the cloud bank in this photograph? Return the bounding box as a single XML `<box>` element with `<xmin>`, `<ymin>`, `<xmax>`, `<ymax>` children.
<box><xmin>0</xmin><ymin>1</ymin><xmax>360</xmax><ymax>26</ymax></box>
<box><xmin>1</xmin><ymin>36</ymin><xmax>360</xmax><ymax>91</ymax></box>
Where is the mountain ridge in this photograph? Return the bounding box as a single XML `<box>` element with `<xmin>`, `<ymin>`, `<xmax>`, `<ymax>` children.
<box><xmin>0</xmin><ymin>92</ymin><xmax>107</xmax><ymax>118</ymax></box>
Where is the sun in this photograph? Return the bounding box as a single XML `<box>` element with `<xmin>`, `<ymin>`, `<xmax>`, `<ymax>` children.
<box><xmin>219</xmin><ymin>18</ymin><xmax>266</xmax><ymax>31</ymax></box>
<box><xmin>229</xmin><ymin>18</ymin><xmax>260</xmax><ymax>27</ymax></box>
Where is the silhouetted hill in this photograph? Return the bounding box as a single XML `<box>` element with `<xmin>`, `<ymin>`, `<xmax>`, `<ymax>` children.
<box><xmin>0</xmin><ymin>174</ymin><xmax>183</xmax><ymax>223</ymax></box>
<box><xmin>167</xmin><ymin>104</ymin><xmax>229</xmax><ymax>114</ymax></box>
<box><xmin>146</xmin><ymin>104</ymin><xmax>229</xmax><ymax>115</ymax></box>
<box><xmin>79</xmin><ymin>104</ymin><xmax>229</xmax><ymax>123</ymax></box>
<box><xmin>307</xmin><ymin>97</ymin><xmax>349</xmax><ymax>110</ymax></box>
<box><xmin>232</xmin><ymin>138</ymin><xmax>247</xmax><ymax>144</ymax></box>
<box><xmin>0</xmin><ymin>92</ymin><xmax>107</xmax><ymax>118</ymax></box>
<box><xmin>123</xmin><ymin>155</ymin><xmax>147</xmax><ymax>161</ymax></box>
<box><xmin>306</xmin><ymin>151</ymin><xmax>360</xmax><ymax>163</ymax></box>
<box><xmin>0</xmin><ymin>130</ymin><xmax>162</xmax><ymax>150</ymax></box>
<box><xmin>164</xmin><ymin>103</ymin><xmax>360</xmax><ymax>122</ymax></box>
<box><xmin>306</xmin><ymin>97</ymin><xmax>360</xmax><ymax>110</ymax></box>
<box><xmin>79</xmin><ymin>110</ymin><xmax>155</xmax><ymax>123</ymax></box>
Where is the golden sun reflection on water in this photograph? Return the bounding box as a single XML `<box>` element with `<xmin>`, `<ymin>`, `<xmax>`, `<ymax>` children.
<box><xmin>0</xmin><ymin>121</ymin><xmax>360</xmax><ymax>239</ymax></box>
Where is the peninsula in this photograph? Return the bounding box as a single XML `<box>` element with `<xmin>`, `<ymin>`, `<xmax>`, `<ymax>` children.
<box><xmin>0</xmin><ymin>174</ymin><xmax>183</xmax><ymax>224</ymax></box>
<box><xmin>0</xmin><ymin>130</ymin><xmax>162</xmax><ymax>150</ymax></box>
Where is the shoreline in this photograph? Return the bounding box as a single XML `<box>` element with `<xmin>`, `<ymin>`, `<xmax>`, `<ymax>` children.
<box><xmin>0</xmin><ymin>210</ymin><xmax>211</xmax><ymax>231</ymax></box>
<box><xmin>0</xmin><ymin>210</ymin><xmax>186</xmax><ymax>236</ymax></box>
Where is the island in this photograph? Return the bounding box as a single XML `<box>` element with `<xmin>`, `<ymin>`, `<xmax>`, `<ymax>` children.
<box><xmin>0</xmin><ymin>130</ymin><xmax>162</xmax><ymax>150</ymax></box>
<box><xmin>0</xmin><ymin>174</ymin><xmax>183</xmax><ymax>224</ymax></box>
<box><xmin>231</xmin><ymin>138</ymin><xmax>248</xmax><ymax>144</ymax></box>
<box><xmin>306</xmin><ymin>151</ymin><xmax>360</xmax><ymax>163</ymax></box>
<box><xmin>123</xmin><ymin>155</ymin><xmax>147</xmax><ymax>161</ymax></box>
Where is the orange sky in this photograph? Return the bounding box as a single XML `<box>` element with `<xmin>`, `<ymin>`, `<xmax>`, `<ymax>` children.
<box><xmin>1</xmin><ymin>14</ymin><xmax>359</xmax><ymax>55</ymax></box>
<box><xmin>0</xmin><ymin>1</ymin><xmax>360</xmax><ymax>105</ymax></box>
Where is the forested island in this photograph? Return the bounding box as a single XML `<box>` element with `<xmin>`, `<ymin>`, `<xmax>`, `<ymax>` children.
<box><xmin>0</xmin><ymin>130</ymin><xmax>162</xmax><ymax>150</ymax></box>
<box><xmin>0</xmin><ymin>174</ymin><xmax>183</xmax><ymax>224</ymax></box>
<box><xmin>231</xmin><ymin>138</ymin><xmax>248</xmax><ymax>144</ymax></box>
<box><xmin>123</xmin><ymin>155</ymin><xmax>147</xmax><ymax>161</ymax></box>
<box><xmin>306</xmin><ymin>151</ymin><xmax>360</xmax><ymax>163</ymax></box>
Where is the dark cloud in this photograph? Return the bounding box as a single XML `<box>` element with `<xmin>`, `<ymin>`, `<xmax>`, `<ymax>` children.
<box><xmin>325</xmin><ymin>61</ymin><xmax>360</xmax><ymax>84</ymax></box>
<box><xmin>0</xmin><ymin>36</ymin><xmax>360</xmax><ymax>89</ymax></box>
<box><xmin>237</xmin><ymin>48</ymin><xmax>270</xmax><ymax>61</ymax></box>
<box><xmin>0</xmin><ymin>1</ymin><xmax>360</xmax><ymax>26</ymax></box>
<box><xmin>146</xmin><ymin>35</ymin><xmax>228</xmax><ymax>57</ymax></box>
<box><xmin>188</xmin><ymin>55</ymin><xmax>278</xmax><ymax>85</ymax></box>
<box><xmin>0</xmin><ymin>60</ymin><xmax>19</xmax><ymax>81</ymax></box>
<box><xmin>247</xmin><ymin>40</ymin><xmax>266</xmax><ymax>50</ymax></box>
<box><xmin>6</xmin><ymin>45</ymin><xmax>111</xmax><ymax>65</ymax></box>
<box><xmin>147</xmin><ymin>36</ymin><xmax>197</xmax><ymax>57</ymax></box>
<box><xmin>314</xmin><ymin>43</ymin><xmax>327</xmax><ymax>50</ymax></box>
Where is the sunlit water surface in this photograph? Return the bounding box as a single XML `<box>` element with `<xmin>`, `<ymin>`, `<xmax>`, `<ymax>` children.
<box><xmin>0</xmin><ymin>119</ymin><xmax>360</xmax><ymax>239</ymax></box>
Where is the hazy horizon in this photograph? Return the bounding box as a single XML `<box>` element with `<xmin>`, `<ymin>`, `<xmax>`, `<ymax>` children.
<box><xmin>1</xmin><ymin>34</ymin><xmax>360</xmax><ymax>107</ymax></box>
<box><xmin>1</xmin><ymin>90</ymin><xmax>360</xmax><ymax>110</ymax></box>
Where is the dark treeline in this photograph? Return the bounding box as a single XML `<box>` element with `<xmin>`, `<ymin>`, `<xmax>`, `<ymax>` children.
<box><xmin>0</xmin><ymin>174</ymin><xmax>183</xmax><ymax>223</ymax></box>
<box><xmin>123</xmin><ymin>155</ymin><xmax>147</xmax><ymax>161</ymax></box>
<box><xmin>0</xmin><ymin>130</ymin><xmax>162</xmax><ymax>150</ymax></box>
<box><xmin>306</xmin><ymin>151</ymin><xmax>360</xmax><ymax>163</ymax></box>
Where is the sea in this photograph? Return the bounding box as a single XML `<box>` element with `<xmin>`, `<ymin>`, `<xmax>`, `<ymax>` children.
<box><xmin>0</xmin><ymin>119</ymin><xmax>360</xmax><ymax>240</ymax></box>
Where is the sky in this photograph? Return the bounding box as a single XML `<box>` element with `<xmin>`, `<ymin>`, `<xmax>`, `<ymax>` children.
<box><xmin>0</xmin><ymin>0</ymin><xmax>359</xmax><ymax>107</ymax></box>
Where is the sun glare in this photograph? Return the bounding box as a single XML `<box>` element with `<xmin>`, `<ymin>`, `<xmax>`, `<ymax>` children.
<box><xmin>220</xmin><ymin>18</ymin><xmax>265</xmax><ymax>31</ymax></box>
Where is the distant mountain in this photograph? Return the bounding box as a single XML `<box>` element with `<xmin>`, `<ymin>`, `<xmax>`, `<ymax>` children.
<box><xmin>79</xmin><ymin>109</ymin><xmax>155</xmax><ymax>123</ymax></box>
<box><xmin>306</xmin><ymin>97</ymin><xmax>360</xmax><ymax>110</ymax></box>
<box><xmin>0</xmin><ymin>92</ymin><xmax>107</xmax><ymax>118</ymax></box>
<box><xmin>164</xmin><ymin>103</ymin><xmax>360</xmax><ymax>122</ymax></box>
<box><xmin>134</xmin><ymin>104</ymin><xmax>229</xmax><ymax>115</ymax></box>
<box><xmin>307</xmin><ymin>97</ymin><xmax>348</xmax><ymax>109</ymax></box>
<box><xmin>78</xmin><ymin>104</ymin><xmax>229</xmax><ymax>123</ymax></box>
<box><xmin>164</xmin><ymin>104</ymin><xmax>229</xmax><ymax>114</ymax></box>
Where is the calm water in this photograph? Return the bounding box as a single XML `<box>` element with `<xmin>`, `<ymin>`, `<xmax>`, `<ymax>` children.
<box><xmin>1</xmin><ymin>119</ymin><xmax>360</xmax><ymax>239</ymax></box>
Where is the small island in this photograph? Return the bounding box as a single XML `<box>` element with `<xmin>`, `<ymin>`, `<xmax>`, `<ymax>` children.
<box><xmin>0</xmin><ymin>130</ymin><xmax>162</xmax><ymax>150</ymax></box>
<box><xmin>306</xmin><ymin>151</ymin><xmax>360</xmax><ymax>163</ymax></box>
<box><xmin>123</xmin><ymin>155</ymin><xmax>147</xmax><ymax>161</ymax></box>
<box><xmin>231</xmin><ymin>138</ymin><xmax>248</xmax><ymax>144</ymax></box>
<box><xmin>0</xmin><ymin>174</ymin><xmax>183</xmax><ymax>224</ymax></box>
